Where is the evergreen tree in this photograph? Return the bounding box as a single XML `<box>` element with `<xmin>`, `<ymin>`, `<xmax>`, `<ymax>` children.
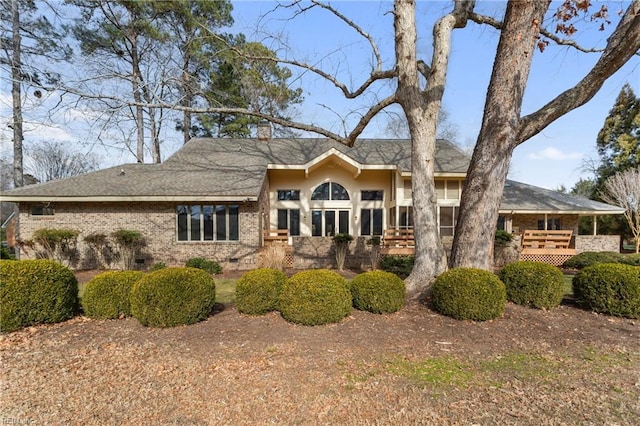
<box><xmin>0</xmin><ymin>0</ymin><xmax>71</xmax><ymax>187</ymax></box>
<box><xmin>596</xmin><ymin>83</ymin><xmax>640</xmax><ymax>190</ymax></box>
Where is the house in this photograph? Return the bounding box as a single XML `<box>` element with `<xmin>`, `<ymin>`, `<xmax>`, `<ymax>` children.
<box><xmin>0</xmin><ymin>128</ymin><xmax>624</xmax><ymax>270</ymax></box>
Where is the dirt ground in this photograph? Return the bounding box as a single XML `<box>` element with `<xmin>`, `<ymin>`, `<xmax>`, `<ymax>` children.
<box><xmin>1</xmin><ymin>269</ymin><xmax>639</xmax><ymax>425</ymax></box>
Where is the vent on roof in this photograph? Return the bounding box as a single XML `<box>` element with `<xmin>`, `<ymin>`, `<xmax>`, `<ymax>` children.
<box><xmin>257</xmin><ymin>120</ymin><xmax>271</xmax><ymax>141</ymax></box>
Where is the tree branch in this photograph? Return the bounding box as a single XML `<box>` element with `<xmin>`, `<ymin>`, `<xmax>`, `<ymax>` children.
<box><xmin>516</xmin><ymin>0</ymin><xmax>640</xmax><ymax>145</ymax></box>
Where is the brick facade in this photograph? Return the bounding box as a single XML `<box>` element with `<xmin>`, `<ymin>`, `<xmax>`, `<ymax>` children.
<box><xmin>17</xmin><ymin>201</ymin><xmax>260</xmax><ymax>271</ymax></box>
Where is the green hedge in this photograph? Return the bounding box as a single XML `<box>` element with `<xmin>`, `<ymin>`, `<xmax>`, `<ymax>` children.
<box><xmin>380</xmin><ymin>255</ymin><xmax>414</xmax><ymax>279</ymax></box>
<box><xmin>0</xmin><ymin>259</ymin><xmax>79</xmax><ymax>332</ymax></box>
<box><xmin>185</xmin><ymin>257</ymin><xmax>222</xmax><ymax>275</ymax></box>
<box><xmin>431</xmin><ymin>268</ymin><xmax>506</xmax><ymax>321</ymax></box>
<box><xmin>236</xmin><ymin>268</ymin><xmax>287</xmax><ymax>315</ymax></box>
<box><xmin>351</xmin><ymin>270</ymin><xmax>405</xmax><ymax>314</ymax></box>
<box><xmin>279</xmin><ymin>269</ymin><xmax>351</xmax><ymax>326</ymax></box>
<box><xmin>572</xmin><ymin>263</ymin><xmax>640</xmax><ymax>319</ymax></box>
<box><xmin>82</xmin><ymin>270</ymin><xmax>146</xmax><ymax>319</ymax></box>
<box><xmin>563</xmin><ymin>252</ymin><xmax>625</xmax><ymax>269</ymax></box>
<box><xmin>130</xmin><ymin>267</ymin><xmax>216</xmax><ymax>327</ymax></box>
<box><xmin>499</xmin><ymin>261</ymin><xmax>565</xmax><ymax>309</ymax></box>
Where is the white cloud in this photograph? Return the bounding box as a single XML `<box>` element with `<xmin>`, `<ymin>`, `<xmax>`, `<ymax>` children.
<box><xmin>527</xmin><ymin>147</ymin><xmax>583</xmax><ymax>161</ymax></box>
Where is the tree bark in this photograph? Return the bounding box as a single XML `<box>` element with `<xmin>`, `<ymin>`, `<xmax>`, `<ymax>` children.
<box><xmin>11</xmin><ymin>0</ymin><xmax>23</xmax><ymax>188</ymax></box>
<box><xmin>398</xmin><ymin>0</ymin><xmax>473</xmax><ymax>300</ymax></box>
<box><xmin>450</xmin><ymin>0</ymin><xmax>550</xmax><ymax>269</ymax></box>
<box><xmin>451</xmin><ymin>0</ymin><xmax>640</xmax><ymax>270</ymax></box>
<box><xmin>130</xmin><ymin>32</ymin><xmax>145</xmax><ymax>163</ymax></box>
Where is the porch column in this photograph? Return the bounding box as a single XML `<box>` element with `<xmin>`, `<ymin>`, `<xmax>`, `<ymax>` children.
<box><xmin>592</xmin><ymin>215</ymin><xmax>597</xmax><ymax>236</ymax></box>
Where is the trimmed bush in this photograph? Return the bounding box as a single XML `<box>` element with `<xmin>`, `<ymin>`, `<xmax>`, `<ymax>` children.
<box><xmin>351</xmin><ymin>270</ymin><xmax>405</xmax><ymax>314</ymax></box>
<box><xmin>563</xmin><ymin>251</ymin><xmax>625</xmax><ymax>269</ymax></box>
<box><xmin>82</xmin><ymin>270</ymin><xmax>145</xmax><ymax>319</ymax></box>
<box><xmin>380</xmin><ymin>255</ymin><xmax>414</xmax><ymax>279</ymax></box>
<box><xmin>620</xmin><ymin>253</ymin><xmax>640</xmax><ymax>266</ymax></box>
<box><xmin>130</xmin><ymin>267</ymin><xmax>216</xmax><ymax>327</ymax></box>
<box><xmin>572</xmin><ymin>263</ymin><xmax>640</xmax><ymax>319</ymax></box>
<box><xmin>236</xmin><ymin>268</ymin><xmax>287</xmax><ymax>315</ymax></box>
<box><xmin>279</xmin><ymin>269</ymin><xmax>351</xmax><ymax>326</ymax></box>
<box><xmin>431</xmin><ymin>268</ymin><xmax>506</xmax><ymax>321</ymax></box>
<box><xmin>185</xmin><ymin>257</ymin><xmax>222</xmax><ymax>275</ymax></box>
<box><xmin>0</xmin><ymin>259</ymin><xmax>79</xmax><ymax>332</ymax></box>
<box><xmin>499</xmin><ymin>261</ymin><xmax>565</xmax><ymax>309</ymax></box>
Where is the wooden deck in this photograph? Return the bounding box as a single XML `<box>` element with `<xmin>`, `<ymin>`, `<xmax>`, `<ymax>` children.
<box><xmin>519</xmin><ymin>230</ymin><xmax>576</xmax><ymax>266</ymax></box>
<box><xmin>263</xmin><ymin>229</ymin><xmax>289</xmax><ymax>243</ymax></box>
<box><xmin>380</xmin><ymin>228</ymin><xmax>415</xmax><ymax>255</ymax></box>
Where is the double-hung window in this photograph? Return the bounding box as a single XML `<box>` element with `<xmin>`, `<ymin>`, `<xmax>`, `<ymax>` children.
<box><xmin>177</xmin><ymin>204</ymin><xmax>239</xmax><ymax>241</ymax></box>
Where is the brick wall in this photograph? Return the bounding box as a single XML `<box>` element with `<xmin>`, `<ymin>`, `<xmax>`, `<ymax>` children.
<box><xmin>17</xmin><ymin>201</ymin><xmax>260</xmax><ymax>271</ymax></box>
<box><xmin>575</xmin><ymin>235</ymin><xmax>620</xmax><ymax>253</ymax></box>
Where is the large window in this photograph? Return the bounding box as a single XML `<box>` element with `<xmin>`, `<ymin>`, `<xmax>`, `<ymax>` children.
<box><xmin>312</xmin><ymin>209</ymin><xmax>349</xmax><ymax>236</ymax></box>
<box><xmin>311</xmin><ymin>182</ymin><xmax>350</xmax><ymax>200</ymax></box>
<box><xmin>177</xmin><ymin>204</ymin><xmax>239</xmax><ymax>241</ymax></box>
<box><xmin>361</xmin><ymin>208</ymin><xmax>383</xmax><ymax>236</ymax></box>
<box><xmin>277</xmin><ymin>209</ymin><xmax>300</xmax><ymax>236</ymax></box>
<box><xmin>399</xmin><ymin>206</ymin><xmax>413</xmax><ymax>228</ymax></box>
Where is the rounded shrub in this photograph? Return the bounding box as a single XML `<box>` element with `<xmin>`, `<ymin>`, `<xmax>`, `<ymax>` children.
<box><xmin>351</xmin><ymin>270</ymin><xmax>405</xmax><ymax>314</ymax></box>
<box><xmin>563</xmin><ymin>251</ymin><xmax>625</xmax><ymax>270</ymax></box>
<box><xmin>82</xmin><ymin>270</ymin><xmax>145</xmax><ymax>319</ymax></box>
<box><xmin>431</xmin><ymin>268</ymin><xmax>506</xmax><ymax>321</ymax></box>
<box><xmin>620</xmin><ymin>253</ymin><xmax>640</xmax><ymax>266</ymax></box>
<box><xmin>130</xmin><ymin>267</ymin><xmax>216</xmax><ymax>327</ymax></box>
<box><xmin>499</xmin><ymin>261</ymin><xmax>565</xmax><ymax>309</ymax></box>
<box><xmin>572</xmin><ymin>263</ymin><xmax>640</xmax><ymax>319</ymax></box>
<box><xmin>185</xmin><ymin>257</ymin><xmax>222</xmax><ymax>274</ymax></box>
<box><xmin>0</xmin><ymin>259</ymin><xmax>79</xmax><ymax>332</ymax></box>
<box><xmin>279</xmin><ymin>269</ymin><xmax>351</xmax><ymax>326</ymax></box>
<box><xmin>236</xmin><ymin>268</ymin><xmax>287</xmax><ymax>315</ymax></box>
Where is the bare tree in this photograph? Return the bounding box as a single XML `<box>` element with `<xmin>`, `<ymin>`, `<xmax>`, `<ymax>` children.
<box><xmin>450</xmin><ymin>0</ymin><xmax>640</xmax><ymax>270</ymax></box>
<box><xmin>600</xmin><ymin>167</ymin><xmax>640</xmax><ymax>253</ymax></box>
<box><xmin>25</xmin><ymin>140</ymin><xmax>98</xmax><ymax>183</ymax></box>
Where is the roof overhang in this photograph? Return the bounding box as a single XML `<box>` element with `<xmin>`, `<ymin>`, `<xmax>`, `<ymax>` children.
<box><xmin>0</xmin><ymin>195</ymin><xmax>258</xmax><ymax>203</ymax></box>
<box><xmin>499</xmin><ymin>209</ymin><xmax>625</xmax><ymax>215</ymax></box>
<box><xmin>399</xmin><ymin>171</ymin><xmax>467</xmax><ymax>178</ymax></box>
<box><xmin>268</xmin><ymin>148</ymin><xmax>396</xmax><ymax>178</ymax></box>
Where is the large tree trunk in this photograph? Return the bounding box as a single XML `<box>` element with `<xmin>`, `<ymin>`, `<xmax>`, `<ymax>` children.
<box><xmin>11</xmin><ymin>0</ymin><xmax>23</xmax><ymax>188</ymax></box>
<box><xmin>451</xmin><ymin>0</ymin><xmax>640</xmax><ymax>270</ymax></box>
<box><xmin>397</xmin><ymin>0</ymin><xmax>472</xmax><ymax>300</ymax></box>
<box><xmin>131</xmin><ymin>35</ymin><xmax>145</xmax><ymax>163</ymax></box>
<box><xmin>450</xmin><ymin>0</ymin><xmax>550</xmax><ymax>269</ymax></box>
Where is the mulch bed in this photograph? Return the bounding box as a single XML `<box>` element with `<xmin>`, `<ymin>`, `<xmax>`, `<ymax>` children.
<box><xmin>1</xmin><ymin>270</ymin><xmax>638</xmax><ymax>424</ymax></box>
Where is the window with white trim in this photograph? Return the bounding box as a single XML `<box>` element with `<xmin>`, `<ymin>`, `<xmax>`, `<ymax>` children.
<box><xmin>177</xmin><ymin>204</ymin><xmax>239</xmax><ymax>241</ymax></box>
<box><xmin>360</xmin><ymin>208</ymin><xmax>383</xmax><ymax>236</ymax></box>
<box><xmin>277</xmin><ymin>209</ymin><xmax>300</xmax><ymax>236</ymax></box>
<box><xmin>312</xmin><ymin>209</ymin><xmax>349</xmax><ymax>236</ymax></box>
<box><xmin>311</xmin><ymin>182</ymin><xmax>350</xmax><ymax>200</ymax></box>
<box><xmin>439</xmin><ymin>206</ymin><xmax>459</xmax><ymax>237</ymax></box>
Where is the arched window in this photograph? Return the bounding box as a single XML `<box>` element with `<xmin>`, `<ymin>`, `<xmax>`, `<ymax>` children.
<box><xmin>311</xmin><ymin>182</ymin><xmax>350</xmax><ymax>200</ymax></box>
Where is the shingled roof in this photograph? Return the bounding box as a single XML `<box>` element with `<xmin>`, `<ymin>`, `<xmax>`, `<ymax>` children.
<box><xmin>0</xmin><ymin>138</ymin><xmax>467</xmax><ymax>201</ymax></box>
<box><xmin>500</xmin><ymin>180</ymin><xmax>624</xmax><ymax>214</ymax></box>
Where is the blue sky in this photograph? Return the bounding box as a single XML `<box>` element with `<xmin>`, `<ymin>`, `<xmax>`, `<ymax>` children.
<box><xmin>1</xmin><ymin>1</ymin><xmax>637</xmax><ymax>191</ymax></box>
<box><xmin>230</xmin><ymin>0</ymin><xmax>640</xmax><ymax>190</ymax></box>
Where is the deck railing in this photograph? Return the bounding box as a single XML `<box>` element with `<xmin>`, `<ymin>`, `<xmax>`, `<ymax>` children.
<box><xmin>380</xmin><ymin>228</ymin><xmax>415</xmax><ymax>255</ymax></box>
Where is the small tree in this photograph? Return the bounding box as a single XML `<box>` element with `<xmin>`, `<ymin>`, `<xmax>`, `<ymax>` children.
<box><xmin>366</xmin><ymin>236</ymin><xmax>381</xmax><ymax>270</ymax></box>
<box><xmin>83</xmin><ymin>232</ymin><xmax>110</xmax><ymax>269</ymax></box>
<box><xmin>111</xmin><ymin>229</ymin><xmax>145</xmax><ymax>270</ymax></box>
<box><xmin>600</xmin><ymin>168</ymin><xmax>640</xmax><ymax>253</ymax></box>
<box><xmin>32</xmin><ymin>228</ymin><xmax>80</xmax><ymax>267</ymax></box>
<box><xmin>333</xmin><ymin>233</ymin><xmax>353</xmax><ymax>271</ymax></box>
